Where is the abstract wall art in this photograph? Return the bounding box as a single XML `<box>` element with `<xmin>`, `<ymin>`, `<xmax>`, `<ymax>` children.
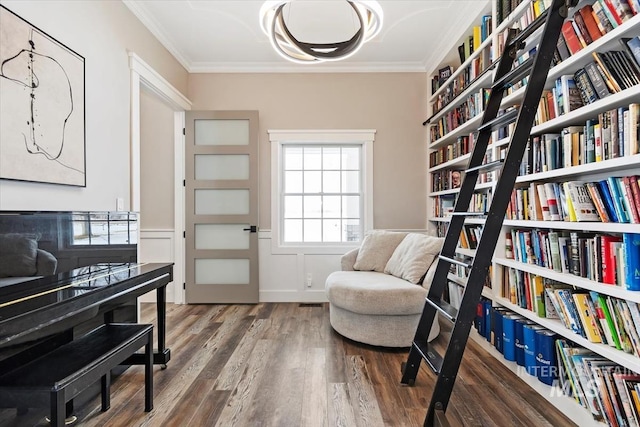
<box><xmin>0</xmin><ymin>5</ymin><xmax>85</xmax><ymax>187</ymax></box>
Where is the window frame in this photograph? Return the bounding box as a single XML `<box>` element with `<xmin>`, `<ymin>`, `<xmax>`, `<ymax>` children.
<box><xmin>269</xmin><ymin>130</ymin><xmax>374</xmax><ymax>254</ymax></box>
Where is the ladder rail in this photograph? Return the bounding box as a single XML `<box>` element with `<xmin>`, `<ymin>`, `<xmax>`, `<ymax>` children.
<box><xmin>400</xmin><ymin>26</ymin><xmax>519</xmax><ymax>385</ymax></box>
<box><xmin>399</xmin><ymin>0</ymin><xmax>575</xmax><ymax>425</ymax></box>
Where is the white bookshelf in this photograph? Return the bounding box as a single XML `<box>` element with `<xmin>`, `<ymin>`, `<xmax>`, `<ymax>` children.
<box><xmin>426</xmin><ymin>0</ymin><xmax>640</xmax><ymax>425</ymax></box>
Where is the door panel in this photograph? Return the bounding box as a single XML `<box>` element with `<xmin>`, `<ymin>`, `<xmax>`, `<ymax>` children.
<box><xmin>185</xmin><ymin>111</ymin><xmax>259</xmax><ymax>303</ymax></box>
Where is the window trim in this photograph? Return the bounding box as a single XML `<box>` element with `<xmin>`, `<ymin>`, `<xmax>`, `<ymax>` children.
<box><xmin>269</xmin><ymin>129</ymin><xmax>374</xmax><ymax>255</ymax></box>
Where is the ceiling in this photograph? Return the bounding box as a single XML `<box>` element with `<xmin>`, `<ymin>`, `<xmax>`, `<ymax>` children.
<box><xmin>123</xmin><ymin>0</ymin><xmax>490</xmax><ymax>73</ymax></box>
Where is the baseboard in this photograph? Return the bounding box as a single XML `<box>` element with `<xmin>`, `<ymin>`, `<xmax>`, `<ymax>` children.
<box><xmin>259</xmin><ymin>290</ymin><xmax>328</xmax><ymax>303</ymax></box>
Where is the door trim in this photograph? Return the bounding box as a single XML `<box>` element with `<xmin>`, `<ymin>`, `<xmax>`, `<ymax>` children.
<box><xmin>129</xmin><ymin>52</ymin><xmax>191</xmax><ymax>304</ymax></box>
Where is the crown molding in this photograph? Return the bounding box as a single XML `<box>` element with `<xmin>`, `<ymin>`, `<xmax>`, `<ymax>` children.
<box><xmin>188</xmin><ymin>61</ymin><xmax>428</xmax><ymax>73</ymax></box>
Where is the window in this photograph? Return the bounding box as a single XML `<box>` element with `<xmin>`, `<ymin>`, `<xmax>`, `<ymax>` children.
<box><xmin>70</xmin><ymin>212</ymin><xmax>137</xmax><ymax>246</ymax></box>
<box><xmin>270</xmin><ymin>130</ymin><xmax>374</xmax><ymax>251</ymax></box>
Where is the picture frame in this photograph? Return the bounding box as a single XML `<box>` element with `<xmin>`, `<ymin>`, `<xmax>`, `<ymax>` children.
<box><xmin>0</xmin><ymin>5</ymin><xmax>86</xmax><ymax>187</ymax></box>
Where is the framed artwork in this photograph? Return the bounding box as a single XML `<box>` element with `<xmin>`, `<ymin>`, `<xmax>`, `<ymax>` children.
<box><xmin>0</xmin><ymin>5</ymin><xmax>86</xmax><ymax>187</ymax></box>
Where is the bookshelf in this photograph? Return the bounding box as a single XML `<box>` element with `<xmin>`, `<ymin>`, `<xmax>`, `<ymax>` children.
<box><xmin>426</xmin><ymin>0</ymin><xmax>640</xmax><ymax>425</ymax></box>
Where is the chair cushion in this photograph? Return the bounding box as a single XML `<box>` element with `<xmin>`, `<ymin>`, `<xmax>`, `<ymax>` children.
<box><xmin>352</xmin><ymin>230</ymin><xmax>407</xmax><ymax>272</ymax></box>
<box><xmin>325</xmin><ymin>271</ymin><xmax>426</xmax><ymax>316</ymax></box>
<box><xmin>384</xmin><ymin>234</ymin><xmax>444</xmax><ymax>284</ymax></box>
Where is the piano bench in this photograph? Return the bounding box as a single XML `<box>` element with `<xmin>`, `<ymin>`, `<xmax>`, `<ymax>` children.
<box><xmin>0</xmin><ymin>323</ymin><xmax>154</xmax><ymax>427</ymax></box>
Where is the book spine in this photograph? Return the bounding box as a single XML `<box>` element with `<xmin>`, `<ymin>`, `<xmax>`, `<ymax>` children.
<box><xmin>523</xmin><ymin>323</ymin><xmax>544</xmax><ymax>376</ymax></box>
<box><xmin>624</xmin><ymin>233</ymin><xmax>640</xmax><ymax>291</ymax></box>
<box><xmin>535</xmin><ymin>329</ymin><xmax>558</xmax><ymax>385</ymax></box>
<box><xmin>502</xmin><ymin>313</ymin><xmax>519</xmax><ymax>362</ymax></box>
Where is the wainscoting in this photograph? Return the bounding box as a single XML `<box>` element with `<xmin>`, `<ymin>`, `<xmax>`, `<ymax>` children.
<box><xmin>139</xmin><ymin>229</ymin><xmax>176</xmax><ymax>303</ymax></box>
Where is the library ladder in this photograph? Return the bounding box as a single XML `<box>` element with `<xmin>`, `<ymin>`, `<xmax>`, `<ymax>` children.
<box><xmin>401</xmin><ymin>0</ymin><xmax>578</xmax><ymax>425</ymax></box>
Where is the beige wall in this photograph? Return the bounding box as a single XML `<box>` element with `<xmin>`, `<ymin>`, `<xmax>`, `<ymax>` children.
<box><xmin>140</xmin><ymin>89</ymin><xmax>175</xmax><ymax>229</ymax></box>
<box><xmin>187</xmin><ymin>73</ymin><xmax>428</xmax><ymax>230</ymax></box>
<box><xmin>0</xmin><ymin>0</ymin><xmax>187</xmax><ymax>211</ymax></box>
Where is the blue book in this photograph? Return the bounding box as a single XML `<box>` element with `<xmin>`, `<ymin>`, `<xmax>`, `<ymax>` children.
<box><xmin>523</xmin><ymin>324</ymin><xmax>544</xmax><ymax>376</ymax></box>
<box><xmin>484</xmin><ymin>300</ymin><xmax>492</xmax><ymax>341</ymax></box>
<box><xmin>535</xmin><ymin>329</ymin><xmax>558</xmax><ymax>385</ymax></box>
<box><xmin>502</xmin><ymin>314</ymin><xmax>519</xmax><ymax>361</ymax></box>
<box><xmin>515</xmin><ymin>318</ymin><xmax>535</xmax><ymax>366</ymax></box>
<box><xmin>493</xmin><ymin>308</ymin><xmax>507</xmax><ymax>353</ymax></box>
<box><xmin>626</xmin><ymin>36</ymin><xmax>640</xmax><ymax>67</ymax></box>
<box><xmin>607</xmin><ymin>177</ymin><xmax>630</xmax><ymax>223</ymax></box>
<box><xmin>598</xmin><ymin>180</ymin><xmax>620</xmax><ymax>222</ymax></box>
<box><xmin>623</xmin><ymin>233</ymin><xmax>640</xmax><ymax>291</ymax></box>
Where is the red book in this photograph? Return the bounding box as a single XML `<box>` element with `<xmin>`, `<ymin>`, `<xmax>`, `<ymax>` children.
<box><xmin>630</xmin><ymin>176</ymin><xmax>640</xmax><ymax>214</ymax></box>
<box><xmin>561</xmin><ymin>21</ymin><xmax>583</xmax><ymax>55</ymax></box>
<box><xmin>602</xmin><ymin>0</ymin><xmax>624</xmax><ymax>25</ymax></box>
<box><xmin>601</xmin><ymin>235</ymin><xmax>623</xmax><ymax>284</ymax></box>
<box><xmin>622</xmin><ymin>176</ymin><xmax>640</xmax><ymax>223</ymax></box>
<box><xmin>578</xmin><ymin>5</ymin><xmax>604</xmax><ymax>42</ymax></box>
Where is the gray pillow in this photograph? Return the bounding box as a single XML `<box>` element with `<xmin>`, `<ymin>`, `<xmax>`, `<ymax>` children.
<box><xmin>353</xmin><ymin>230</ymin><xmax>408</xmax><ymax>272</ymax></box>
<box><xmin>0</xmin><ymin>233</ymin><xmax>38</xmax><ymax>277</ymax></box>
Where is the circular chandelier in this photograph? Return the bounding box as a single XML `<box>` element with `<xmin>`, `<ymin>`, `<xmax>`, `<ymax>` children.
<box><xmin>259</xmin><ymin>0</ymin><xmax>384</xmax><ymax>64</ymax></box>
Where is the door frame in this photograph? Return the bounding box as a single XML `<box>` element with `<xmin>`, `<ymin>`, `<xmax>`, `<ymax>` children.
<box><xmin>129</xmin><ymin>52</ymin><xmax>191</xmax><ymax>304</ymax></box>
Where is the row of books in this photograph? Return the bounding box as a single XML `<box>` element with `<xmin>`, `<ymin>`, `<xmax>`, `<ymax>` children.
<box><xmin>496</xmin><ymin>0</ymin><xmax>550</xmax><ymax>41</ymax></box>
<box><xmin>505</xmin><ymin>229</ymin><xmax>640</xmax><ymax>288</ymax></box>
<box><xmin>474</xmin><ymin>295</ymin><xmax>640</xmax><ymax>427</ymax></box>
<box><xmin>556</xmin><ymin>339</ymin><xmax>640</xmax><ymax>426</ymax></box>
<box><xmin>460</xmin><ymin>224</ymin><xmax>484</xmax><ymax>250</ymax></box>
<box><xmin>431</xmin><ymin>170</ymin><xmax>462</xmax><ymax>192</ymax></box>
<box><xmin>501</xmin><ymin>268</ymin><xmax>640</xmax><ymax>354</ymax></box>
<box><xmin>429</xmin><ymin>134</ymin><xmax>475</xmax><ymax>167</ymax></box>
<box><xmin>473</xmin><ymin>298</ymin><xmax>559</xmax><ymax>385</ymax></box>
<box><xmin>506</xmin><ymin>177</ymin><xmax>640</xmax><ymax>224</ymax></box>
<box><xmin>430</xmin><ymin>89</ymin><xmax>490</xmax><ymax>141</ymax></box>
<box><xmin>525</xmin><ymin>107</ymin><xmax>640</xmax><ymax>174</ymax></box>
<box><xmin>457</xmin><ymin>14</ymin><xmax>493</xmax><ymax>64</ymax></box>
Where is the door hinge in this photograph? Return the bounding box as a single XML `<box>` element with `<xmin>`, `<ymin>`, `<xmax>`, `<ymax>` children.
<box><xmin>183</xmin><ymin>231</ymin><xmax>186</xmax><ymax>238</ymax></box>
<box><xmin>183</xmin><ymin>128</ymin><xmax>185</xmax><ymax>135</ymax></box>
<box><xmin>183</xmin><ymin>179</ymin><xmax>186</xmax><ymax>187</ymax></box>
<box><xmin>183</xmin><ymin>283</ymin><xmax>186</xmax><ymax>290</ymax></box>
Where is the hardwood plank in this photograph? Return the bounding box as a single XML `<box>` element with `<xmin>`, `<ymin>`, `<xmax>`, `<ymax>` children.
<box><xmin>328</xmin><ymin>383</ymin><xmax>358</xmax><ymax>427</ymax></box>
<box><xmin>214</xmin><ymin>339</ymin><xmax>276</xmax><ymax>426</ymax></box>
<box><xmin>301</xmin><ymin>347</ymin><xmax>328</xmax><ymax>427</ymax></box>
<box><xmin>347</xmin><ymin>355</ymin><xmax>385</xmax><ymax>427</ymax></box>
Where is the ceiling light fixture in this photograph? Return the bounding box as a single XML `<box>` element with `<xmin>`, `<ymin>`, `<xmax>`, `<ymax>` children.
<box><xmin>259</xmin><ymin>0</ymin><xmax>383</xmax><ymax>64</ymax></box>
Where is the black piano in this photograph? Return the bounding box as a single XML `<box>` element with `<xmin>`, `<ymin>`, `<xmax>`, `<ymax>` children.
<box><xmin>0</xmin><ymin>211</ymin><xmax>173</xmax><ymax>423</ymax></box>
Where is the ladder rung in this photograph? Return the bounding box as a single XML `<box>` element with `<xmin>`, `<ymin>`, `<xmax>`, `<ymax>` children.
<box><xmin>477</xmin><ymin>109</ymin><xmax>518</xmax><ymax>132</ymax></box>
<box><xmin>492</xmin><ymin>56</ymin><xmax>535</xmax><ymax>91</ymax></box>
<box><xmin>439</xmin><ymin>255</ymin><xmax>472</xmax><ymax>268</ymax></box>
<box><xmin>465</xmin><ymin>159</ymin><xmax>504</xmax><ymax>174</ymax></box>
<box><xmin>508</xmin><ymin>9</ymin><xmax>549</xmax><ymax>49</ymax></box>
<box><xmin>449</xmin><ymin>212</ymin><xmax>485</xmax><ymax>216</ymax></box>
<box><xmin>412</xmin><ymin>341</ymin><xmax>443</xmax><ymax>374</ymax></box>
<box><xmin>426</xmin><ymin>297</ymin><xmax>458</xmax><ymax>323</ymax></box>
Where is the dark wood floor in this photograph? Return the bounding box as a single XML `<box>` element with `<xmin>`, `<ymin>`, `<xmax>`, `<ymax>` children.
<box><xmin>0</xmin><ymin>303</ymin><xmax>576</xmax><ymax>426</ymax></box>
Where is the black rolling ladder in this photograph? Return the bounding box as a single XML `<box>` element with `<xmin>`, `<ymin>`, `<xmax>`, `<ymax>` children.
<box><xmin>401</xmin><ymin>1</ymin><xmax>578</xmax><ymax>425</ymax></box>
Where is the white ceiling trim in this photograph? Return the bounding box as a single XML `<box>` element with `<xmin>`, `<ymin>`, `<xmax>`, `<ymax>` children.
<box><xmin>123</xmin><ymin>0</ymin><xmax>191</xmax><ymax>71</ymax></box>
<box><xmin>188</xmin><ymin>61</ymin><xmax>428</xmax><ymax>73</ymax></box>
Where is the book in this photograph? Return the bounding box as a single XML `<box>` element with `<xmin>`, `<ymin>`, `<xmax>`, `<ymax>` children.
<box><xmin>573</xmin><ymin>10</ymin><xmax>595</xmax><ymax>45</ymax></box>
<box><xmin>613</xmin><ymin>373</ymin><xmax>640</xmax><ymax>427</ymax></box>
<box><xmin>579</xmin><ymin>4</ymin><xmax>605</xmax><ymax>42</ymax></box>
<box><xmin>599</xmin><ymin>0</ymin><xmax>622</xmax><ymax>27</ymax></box>
<box><xmin>623</xmin><ymin>233</ymin><xmax>640</xmax><ymax>291</ymax></box>
<box><xmin>590</xmin><ymin>291</ymin><xmax>619</xmax><ymax>347</ymax></box>
<box><xmin>602</xmin><ymin>235</ymin><xmax>623</xmax><ymax>284</ymax></box>
<box><xmin>573</xmin><ymin>293</ymin><xmax>603</xmax><ymax>343</ymax></box>
<box><xmin>544</xmin><ymin>182</ymin><xmax>561</xmax><ymax>221</ymax></box>
<box><xmin>592</xmin><ymin>1</ymin><xmax>616</xmax><ymax>35</ymax></box>
<box><xmin>608</xmin><ymin>176</ymin><xmax>630</xmax><ymax>223</ymax></box>
<box><xmin>621</xmin><ymin>176</ymin><xmax>640</xmax><ymax>223</ymax></box>
<box><xmin>586</xmin><ymin>181</ymin><xmax>612</xmax><ymax>222</ymax></box>
<box><xmin>561</xmin><ymin>20</ymin><xmax>583</xmax><ymax>55</ymax></box>
<box><xmin>584</xmin><ymin>61</ymin><xmax>613</xmax><ymax>99</ymax></box>
<box><xmin>574</xmin><ymin>68</ymin><xmax>599</xmax><ymax>104</ymax></box>
<box><xmin>564</xmin><ymin>181</ymin><xmax>601</xmax><ymax>221</ymax></box>
<box><xmin>535</xmin><ymin>329</ymin><xmax>558</xmax><ymax>385</ymax></box>
<box><xmin>593</xmin><ymin>51</ymin><xmax>624</xmax><ymax>93</ymax></box>
<box><xmin>598</xmin><ymin>179</ymin><xmax>620</xmax><ymax>222</ymax></box>
<box><xmin>626</xmin><ymin>37</ymin><xmax>640</xmax><ymax>68</ymax></box>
